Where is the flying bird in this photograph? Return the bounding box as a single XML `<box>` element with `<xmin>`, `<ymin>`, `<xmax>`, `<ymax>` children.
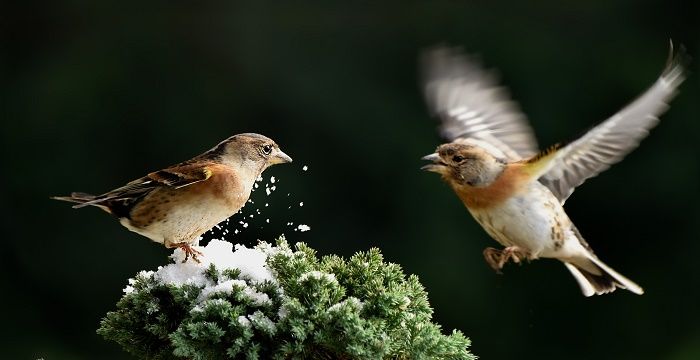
<box><xmin>54</xmin><ymin>133</ymin><xmax>292</xmax><ymax>262</ymax></box>
<box><xmin>421</xmin><ymin>44</ymin><xmax>687</xmax><ymax>296</ymax></box>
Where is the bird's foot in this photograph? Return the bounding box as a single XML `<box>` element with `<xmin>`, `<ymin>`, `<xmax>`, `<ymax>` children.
<box><xmin>483</xmin><ymin>247</ymin><xmax>505</xmax><ymax>273</ymax></box>
<box><xmin>176</xmin><ymin>243</ymin><xmax>203</xmax><ymax>263</ymax></box>
<box><xmin>483</xmin><ymin>246</ymin><xmax>527</xmax><ymax>273</ymax></box>
<box><xmin>502</xmin><ymin>246</ymin><xmax>526</xmax><ymax>266</ymax></box>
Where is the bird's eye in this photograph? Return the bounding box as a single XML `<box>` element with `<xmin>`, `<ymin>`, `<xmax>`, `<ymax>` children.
<box><xmin>261</xmin><ymin>144</ymin><xmax>273</xmax><ymax>155</ymax></box>
<box><xmin>453</xmin><ymin>155</ymin><xmax>464</xmax><ymax>162</ymax></box>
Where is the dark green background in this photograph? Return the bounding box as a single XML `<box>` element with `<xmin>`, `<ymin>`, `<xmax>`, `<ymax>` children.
<box><xmin>3</xmin><ymin>1</ymin><xmax>699</xmax><ymax>359</ymax></box>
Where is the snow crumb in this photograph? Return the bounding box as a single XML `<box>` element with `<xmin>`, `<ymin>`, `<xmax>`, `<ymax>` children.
<box><xmin>249</xmin><ymin>311</ymin><xmax>276</xmax><ymax>333</ymax></box>
<box><xmin>270</xmin><ymin>176</ymin><xmax>276</xmax><ymax>184</ymax></box>
<box><xmin>242</xmin><ymin>287</ymin><xmax>271</xmax><ymax>306</ymax></box>
<box><xmin>205</xmin><ymin>298</ymin><xmax>229</xmax><ymax>307</ymax></box>
<box><xmin>138</xmin><ymin>270</ymin><xmax>154</xmax><ymax>278</ymax></box>
<box><xmin>297</xmin><ymin>224</ymin><xmax>311</xmax><ymax>232</ymax></box>
<box><xmin>302</xmin><ymin>165</ymin><xmax>308</xmax><ymax>171</ymax></box>
<box><xmin>299</xmin><ymin>271</ymin><xmax>336</xmax><ymax>283</ymax></box>
<box><xmin>328</xmin><ymin>297</ymin><xmax>363</xmax><ymax>312</ymax></box>
<box><xmin>237</xmin><ymin>315</ymin><xmax>251</xmax><ymax>327</ymax></box>
<box><xmin>198</xmin><ymin>279</ymin><xmax>247</xmax><ymax>300</ymax></box>
<box><xmin>299</xmin><ymin>202</ymin><xmax>304</xmax><ymax>207</ymax></box>
<box><xmin>278</xmin><ymin>304</ymin><xmax>289</xmax><ymax>319</ymax></box>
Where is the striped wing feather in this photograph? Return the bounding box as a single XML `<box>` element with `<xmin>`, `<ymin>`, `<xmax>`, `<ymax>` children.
<box><xmin>540</xmin><ymin>46</ymin><xmax>687</xmax><ymax>204</ymax></box>
<box><xmin>422</xmin><ymin>46</ymin><xmax>539</xmax><ymax>160</ymax></box>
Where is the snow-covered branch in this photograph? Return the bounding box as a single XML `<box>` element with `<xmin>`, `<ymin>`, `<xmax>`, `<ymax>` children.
<box><xmin>98</xmin><ymin>238</ymin><xmax>475</xmax><ymax>359</ymax></box>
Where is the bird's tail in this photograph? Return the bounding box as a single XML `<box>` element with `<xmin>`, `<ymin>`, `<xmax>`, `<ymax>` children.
<box><xmin>564</xmin><ymin>256</ymin><xmax>644</xmax><ymax>297</ymax></box>
<box><xmin>52</xmin><ymin>192</ymin><xmax>110</xmax><ymax>211</ymax></box>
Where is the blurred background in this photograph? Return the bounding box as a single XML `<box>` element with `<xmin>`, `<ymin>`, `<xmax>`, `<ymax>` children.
<box><xmin>3</xmin><ymin>1</ymin><xmax>699</xmax><ymax>359</ymax></box>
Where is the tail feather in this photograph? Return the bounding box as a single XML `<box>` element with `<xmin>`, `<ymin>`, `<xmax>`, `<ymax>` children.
<box><xmin>564</xmin><ymin>258</ymin><xmax>644</xmax><ymax>297</ymax></box>
<box><xmin>51</xmin><ymin>192</ymin><xmax>112</xmax><ymax>212</ymax></box>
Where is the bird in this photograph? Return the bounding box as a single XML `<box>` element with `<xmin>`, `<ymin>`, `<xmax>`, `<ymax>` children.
<box><xmin>420</xmin><ymin>44</ymin><xmax>687</xmax><ymax>296</ymax></box>
<box><xmin>53</xmin><ymin>133</ymin><xmax>292</xmax><ymax>262</ymax></box>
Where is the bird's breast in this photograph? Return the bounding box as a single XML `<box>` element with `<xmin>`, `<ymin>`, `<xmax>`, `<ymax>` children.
<box><xmin>452</xmin><ymin>165</ymin><xmax>530</xmax><ymax>210</ymax></box>
<box><xmin>467</xmin><ymin>183</ymin><xmax>572</xmax><ymax>256</ymax></box>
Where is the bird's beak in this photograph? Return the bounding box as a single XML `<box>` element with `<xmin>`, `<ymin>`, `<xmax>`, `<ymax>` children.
<box><xmin>270</xmin><ymin>149</ymin><xmax>293</xmax><ymax>165</ymax></box>
<box><xmin>421</xmin><ymin>153</ymin><xmax>444</xmax><ymax>173</ymax></box>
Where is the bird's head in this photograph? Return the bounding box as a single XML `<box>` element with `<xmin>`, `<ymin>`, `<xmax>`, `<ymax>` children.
<box><xmin>211</xmin><ymin>133</ymin><xmax>292</xmax><ymax>173</ymax></box>
<box><xmin>421</xmin><ymin>142</ymin><xmax>505</xmax><ymax>187</ymax></box>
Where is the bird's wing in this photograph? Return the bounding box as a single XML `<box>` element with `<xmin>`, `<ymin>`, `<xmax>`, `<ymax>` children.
<box><xmin>72</xmin><ymin>164</ymin><xmax>213</xmax><ymax>208</ymax></box>
<box><xmin>539</xmin><ymin>46</ymin><xmax>687</xmax><ymax>204</ymax></box>
<box><xmin>422</xmin><ymin>46</ymin><xmax>539</xmax><ymax>160</ymax></box>
<box><xmin>147</xmin><ymin>165</ymin><xmax>213</xmax><ymax>189</ymax></box>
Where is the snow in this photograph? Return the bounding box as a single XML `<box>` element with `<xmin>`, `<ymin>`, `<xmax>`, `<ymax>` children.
<box><xmin>237</xmin><ymin>315</ymin><xmax>251</xmax><ymax>327</ymax></box>
<box><xmin>156</xmin><ymin>261</ymin><xmax>210</xmax><ymax>287</ymax></box>
<box><xmin>296</xmin><ymin>224</ymin><xmax>311</xmax><ymax>232</ymax></box>
<box><xmin>198</xmin><ymin>279</ymin><xmax>247</xmax><ymax>300</ymax></box>
<box><xmin>299</xmin><ymin>270</ymin><xmax>337</xmax><ymax>283</ymax></box>
<box><xmin>328</xmin><ymin>297</ymin><xmax>363</xmax><ymax>312</ymax></box>
<box><xmin>302</xmin><ymin>165</ymin><xmax>308</xmax><ymax>171</ymax></box>
<box><xmin>139</xmin><ymin>240</ymin><xmax>278</xmax><ymax>313</ymax></box>
<box><xmin>242</xmin><ymin>287</ymin><xmax>271</xmax><ymax>306</ymax></box>
<box><xmin>278</xmin><ymin>303</ymin><xmax>290</xmax><ymax>319</ymax></box>
<box><xmin>248</xmin><ymin>311</ymin><xmax>276</xmax><ymax>333</ymax></box>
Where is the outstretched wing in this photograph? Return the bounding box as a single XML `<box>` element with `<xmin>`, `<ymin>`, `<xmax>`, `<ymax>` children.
<box><xmin>422</xmin><ymin>46</ymin><xmax>539</xmax><ymax>160</ymax></box>
<box><xmin>539</xmin><ymin>45</ymin><xmax>688</xmax><ymax>204</ymax></box>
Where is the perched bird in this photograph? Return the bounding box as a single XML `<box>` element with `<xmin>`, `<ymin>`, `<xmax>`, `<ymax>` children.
<box><xmin>53</xmin><ymin>133</ymin><xmax>292</xmax><ymax>262</ymax></box>
<box><xmin>421</xmin><ymin>45</ymin><xmax>687</xmax><ymax>296</ymax></box>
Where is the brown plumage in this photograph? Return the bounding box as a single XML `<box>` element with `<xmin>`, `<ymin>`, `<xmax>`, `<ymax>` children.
<box><xmin>53</xmin><ymin>133</ymin><xmax>292</xmax><ymax>262</ymax></box>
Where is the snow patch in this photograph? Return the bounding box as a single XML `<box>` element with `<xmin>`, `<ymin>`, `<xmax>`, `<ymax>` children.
<box><xmin>299</xmin><ymin>270</ymin><xmax>337</xmax><ymax>283</ymax></box>
<box><xmin>135</xmin><ymin>240</ymin><xmax>278</xmax><ymax>310</ymax></box>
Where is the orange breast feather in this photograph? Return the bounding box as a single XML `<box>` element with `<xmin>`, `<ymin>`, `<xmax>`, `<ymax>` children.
<box><xmin>453</xmin><ymin>164</ymin><xmax>530</xmax><ymax>210</ymax></box>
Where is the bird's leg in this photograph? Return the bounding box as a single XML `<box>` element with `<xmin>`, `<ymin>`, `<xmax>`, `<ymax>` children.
<box><xmin>483</xmin><ymin>246</ymin><xmax>528</xmax><ymax>273</ymax></box>
<box><xmin>483</xmin><ymin>247</ymin><xmax>505</xmax><ymax>274</ymax></box>
<box><xmin>174</xmin><ymin>242</ymin><xmax>203</xmax><ymax>263</ymax></box>
<box><xmin>500</xmin><ymin>246</ymin><xmax>527</xmax><ymax>268</ymax></box>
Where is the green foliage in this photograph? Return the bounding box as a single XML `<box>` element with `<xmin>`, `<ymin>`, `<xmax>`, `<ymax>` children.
<box><xmin>98</xmin><ymin>239</ymin><xmax>475</xmax><ymax>359</ymax></box>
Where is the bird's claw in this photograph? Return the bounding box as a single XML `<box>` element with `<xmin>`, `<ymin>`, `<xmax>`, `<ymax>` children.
<box><xmin>483</xmin><ymin>247</ymin><xmax>505</xmax><ymax>274</ymax></box>
<box><xmin>483</xmin><ymin>246</ymin><xmax>527</xmax><ymax>273</ymax></box>
<box><xmin>177</xmin><ymin>243</ymin><xmax>203</xmax><ymax>263</ymax></box>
